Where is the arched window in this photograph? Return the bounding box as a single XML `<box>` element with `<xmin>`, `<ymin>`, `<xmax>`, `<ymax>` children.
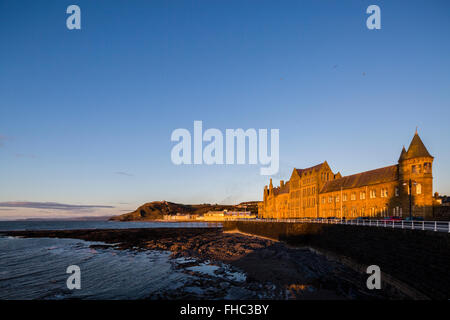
<box><xmin>416</xmin><ymin>183</ymin><xmax>422</xmax><ymax>195</ymax></box>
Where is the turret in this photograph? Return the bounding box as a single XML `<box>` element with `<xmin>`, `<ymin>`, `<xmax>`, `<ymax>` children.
<box><xmin>398</xmin><ymin>130</ymin><xmax>434</xmax><ymax>218</ymax></box>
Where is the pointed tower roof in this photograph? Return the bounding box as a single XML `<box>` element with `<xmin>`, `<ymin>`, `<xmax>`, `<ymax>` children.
<box><xmin>398</xmin><ymin>146</ymin><xmax>407</xmax><ymax>162</ymax></box>
<box><xmin>404</xmin><ymin>132</ymin><xmax>433</xmax><ymax>160</ymax></box>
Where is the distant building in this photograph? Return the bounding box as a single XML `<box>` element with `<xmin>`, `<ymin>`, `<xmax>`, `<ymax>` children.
<box><xmin>201</xmin><ymin>210</ymin><xmax>256</xmax><ymax>221</ymax></box>
<box><xmin>260</xmin><ymin>131</ymin><xmax>434</xmax><ymax>219</ymax></box>
<box><xmin>163</xmin><ymin>213</ymin><xmax>196</xmax><ymax>221</ymax></box>
<box><xmin>202</xmin><ymin>211</ymin><xmax>225</xmax><ymax>221</ymax></box>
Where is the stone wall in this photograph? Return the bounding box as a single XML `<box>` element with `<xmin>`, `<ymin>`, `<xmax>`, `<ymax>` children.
<box><xmin>223</xmin><ymin>221</ymin><xmax>450</xmax><ymax>299</ymax></box>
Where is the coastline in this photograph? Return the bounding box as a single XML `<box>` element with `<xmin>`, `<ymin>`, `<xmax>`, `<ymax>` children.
<box><xmin>2</xmin><ymin>226</ymin><xmax>409</xmax><ymax>300</ymax></box>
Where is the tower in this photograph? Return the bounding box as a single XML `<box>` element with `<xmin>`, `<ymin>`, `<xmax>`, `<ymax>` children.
<box><xmin>398</xmin><ymin>130</ymin><xmax>434</xmax><ymax>218</ymax></box>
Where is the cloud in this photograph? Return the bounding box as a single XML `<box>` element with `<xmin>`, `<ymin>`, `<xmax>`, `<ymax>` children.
<box><xmin>0</xmin><ymin>202</ymin><xmax>114</xmax><ymax>211</ymax></box>
<box><xmin>15</xmin><ymin>153</ymin><xmax>37</xmax><ymax>159</ymax></box>
<box><xmin>115</xmin><ymin>171</ymin><xmax>134</xmax><ymax>177</ymax></box>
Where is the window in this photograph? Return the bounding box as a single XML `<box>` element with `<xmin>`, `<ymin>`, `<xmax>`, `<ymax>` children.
<box><xmin>336</xmin><ymin>195</ymin><xmax>340</xmax><ymax>203</ymax></box>
<box><xmin>343</xmin><ymin>193</ymin><xmax>347</xmax><ymax>201</ymax></box>
<box><xmin>412</xmin><ymin>165</ymin><xmax>417</xmax><ymax>174</ymax></box>
<box><xmin>416</xmin><ymin>183</ymin><xmax>422</xmax><ymax>195</ymax></box>
<box><xmin>360</xmin><ymin>191</ymin><xmax>366</xmax><ymax>200</ymax></box>
<box><xmin>351</xmin><ymin>193</ymin><xmax>356</xmax><ymax>201</ymax></box>
<box><xmin>370</xmin><ymin>190</ymin><xmax>376</xmax><ymax>199</ymax></box>
<box><xmin>380</xmin><ymin>188</ymin><xmax>388</xmax><ymax>198</ymax></box>
<box><xmin>322</xmin><ymin>197</ymin><xmax>325</xmax><ymax>204</ymax></box>
<box><xmin>395</xmin><ymin>187</ymin><xmax>399</xmax><ymax>196</ymax></box>
<box><xmin>424</xmin><ymin>162</ymin><xmax>431</xmax><ymax>173</ymax></box>
<box><xmin>328</xmin><ymin>196</ymin><xmax>332</xmax><ymax>203</ymax></box>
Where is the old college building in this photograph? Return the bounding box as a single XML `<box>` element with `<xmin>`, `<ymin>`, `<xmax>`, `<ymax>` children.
<box><xmin>259</xmin><ymin>131</ymin><xmax>434</xmax><ymax>219</ymax></box>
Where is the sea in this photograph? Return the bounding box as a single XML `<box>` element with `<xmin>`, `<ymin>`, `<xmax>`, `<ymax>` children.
<box><xmin>0</xmin><ymin>220</ymin><xmax>239</xmax><ymax>300</ymax></box>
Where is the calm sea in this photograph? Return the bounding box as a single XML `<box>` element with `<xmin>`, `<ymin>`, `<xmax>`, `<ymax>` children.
<box><xmin>0</xmin><ymin>220</ymin><xmax>223</xmax><ymax>300</ymax></box>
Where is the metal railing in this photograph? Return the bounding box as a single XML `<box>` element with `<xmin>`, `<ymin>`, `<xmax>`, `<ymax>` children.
<box><xmin>226</xmin><ymin>218</ymin><xmax>450</xmax><ymax>233</ymax></box>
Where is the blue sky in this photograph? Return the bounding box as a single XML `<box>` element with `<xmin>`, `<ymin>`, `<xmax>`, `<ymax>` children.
<box><xmin>0</xmin><ymin>0</ymin><xmax>449</xmax><ymax>219</ymax></box>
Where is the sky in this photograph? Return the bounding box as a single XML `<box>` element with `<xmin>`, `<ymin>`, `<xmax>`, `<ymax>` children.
<box><xmin>0</xmin><ymin>0</ymin><xmax>449</xmax><ymax>219</ymax></box>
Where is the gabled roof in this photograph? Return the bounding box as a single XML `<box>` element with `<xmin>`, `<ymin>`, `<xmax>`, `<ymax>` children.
<box><xmin>294</xmin><ymin>162</ymin><xmax>326</xmax><ymax>177</ymax></box>
<box><xmin>404</xmin><ymin>133</ymin><xmax>433</xmax><ymax>160</ymax></box>
<box><xmin>320</xmin><ymin>165</ymin><xmax>398</xmax><ymax>193</ymax></box>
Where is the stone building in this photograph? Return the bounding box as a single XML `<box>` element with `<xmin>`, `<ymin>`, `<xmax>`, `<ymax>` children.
<box><xmin>260</xmin><ymin>131</ymin><xmax>434</xmax><ymax>219</ymax></box>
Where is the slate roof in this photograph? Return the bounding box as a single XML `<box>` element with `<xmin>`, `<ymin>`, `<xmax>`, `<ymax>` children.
<box><xmin>320</xmin><ymin>165</ymin><xmax>398</xmax><ymax>193</ymax></box>
<box><xmin>295</xmin><ymin>162</ymin><xmax>325</xmax><ymax>176</ymax></box>
<box><xmin>403</xmin><ymin>133</ymin><xmax>433</xmax><ymax>160</ymax></box>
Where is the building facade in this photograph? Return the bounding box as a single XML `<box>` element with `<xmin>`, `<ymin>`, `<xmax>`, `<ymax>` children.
<box><xmin>260</xmin><ymin>132</ymin><xmax>434</xmax><ymax>219</ymax></box>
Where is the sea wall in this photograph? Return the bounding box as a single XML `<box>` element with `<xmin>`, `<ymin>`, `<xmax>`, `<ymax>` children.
<box><xmin>223</xmin><ymin>221</ymin><xmax>450</xmax><ymax>300</ymax></box>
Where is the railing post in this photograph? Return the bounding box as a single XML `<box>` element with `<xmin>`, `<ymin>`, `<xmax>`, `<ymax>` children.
<box><xmin>412</xmin><ymin>221</ymin><xmax>414</xmax><ymax>230</ymax></box>
<box><xmin>402</xmin><ymin>220</ymin><xmax>404</xmax><ymax>229</ymax></box>
<box><xmin>434</xmin><ymin>221</ymin><xmax>437</xmax><ymax>232</ymax></box>
<box><xmin>422</xmin><ymin>221</ymin><xmax>425</xmax><ymax>231</ymax></box>
<box><xmin>377</xmin><ymin>220</ymin><xmax>379</xmax><ymax>227</ymax></box>
<box><xmin>392</xmin><ymin>220</ymin><xmax>394</xmax><ymax>228</ymax></box>
<box><xmin>384</xmin><ymin>220</ymin><xmax>386</xmax><ymax>228</ymax></box>
<box><xmin>448</xmin><ymin>222</ymin><xmax>450</xmax><ymax>233</ymax></box>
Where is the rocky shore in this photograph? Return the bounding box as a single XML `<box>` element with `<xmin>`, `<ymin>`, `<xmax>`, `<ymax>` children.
<box><xmin>2</xmin><ymin>227</ymin><xmax>407</xmax><ymax>299</ymax></box>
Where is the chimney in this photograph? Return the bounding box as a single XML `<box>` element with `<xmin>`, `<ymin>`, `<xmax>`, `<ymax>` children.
<box><xmin>280</xmin><ymin>180</ymin><xmax>285</xmax><ymax>188</ymax></box>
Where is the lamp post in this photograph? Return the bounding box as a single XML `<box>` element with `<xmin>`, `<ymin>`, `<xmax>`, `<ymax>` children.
<box><xmin>408</xmin><ymin>179</ymin><xmax>412</xmax><ymax>220</ymax></box>
<box><xmin>403</xmin><ymin>179</ymin><xmax>417</xmax><ymax>220</ymax></box>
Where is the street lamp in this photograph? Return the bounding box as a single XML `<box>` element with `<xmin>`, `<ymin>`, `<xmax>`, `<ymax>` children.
<box><xmin>403</xmin><ymin>179</ymin><xmax>417</xmax><ymax>220</ymax></box>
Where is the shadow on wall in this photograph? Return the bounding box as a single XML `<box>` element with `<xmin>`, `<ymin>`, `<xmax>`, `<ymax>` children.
<box><xmin>223</xmin><ymin>221</ymin><xmax>450</xmax><ymax>300</ymax></box>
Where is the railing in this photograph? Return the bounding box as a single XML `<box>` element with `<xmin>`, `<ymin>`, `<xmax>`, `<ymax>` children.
<box><xmin>226</xmin><ymin>218</ymin><xmax>450</xmax><ymax>233</ymax></box>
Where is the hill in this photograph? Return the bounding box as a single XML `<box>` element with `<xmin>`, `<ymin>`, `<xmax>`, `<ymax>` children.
<box><xmin>109</xmin><ymin>201</ymin><xmax>257</xmax><ymax>221</ymax></box>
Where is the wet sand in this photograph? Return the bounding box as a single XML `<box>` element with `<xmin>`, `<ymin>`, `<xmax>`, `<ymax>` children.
<box><xmin>2</xmin><ymin>227</ymin><xmax>407</xmax><ymax>299</ymax></box>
